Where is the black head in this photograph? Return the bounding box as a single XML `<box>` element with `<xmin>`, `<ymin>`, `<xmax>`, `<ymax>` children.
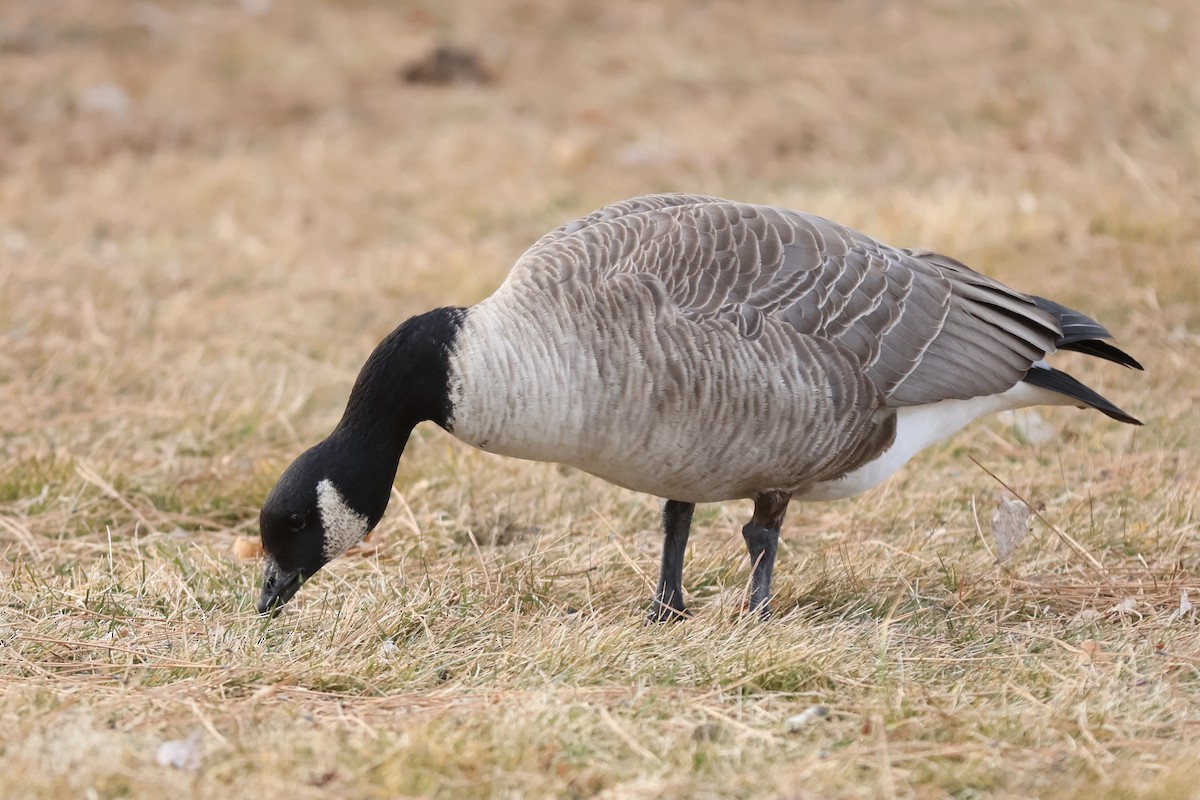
<box><xmin>253</xmin><ymin>443</ymin><xmax>369</xmax><ymax>614</ymax></box>
<box><xmin>254</xmin><ymin>307</ymin><xmax>465</xmax><ymax>615</ymax></box>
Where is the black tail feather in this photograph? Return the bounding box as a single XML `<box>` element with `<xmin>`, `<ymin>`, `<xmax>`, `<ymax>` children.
<box><xmin>1031</xmin><ymin>296</ymin><xmax>1113</xmax><ymax>342</ymax></box>
<box><xmin>1057</xmin><ymin>339</ymin><xmax>1144</xmax><ymax>370</ymax></box>
<box><xmin>1031</xmin><ymin>295</ymin><xmax>1144</xmax><ymax>370</ymax></box>
<box><xmin>1022</xmin><ymin>366</ymin><xmax>1142</xmax><ymax>425</ymax></box>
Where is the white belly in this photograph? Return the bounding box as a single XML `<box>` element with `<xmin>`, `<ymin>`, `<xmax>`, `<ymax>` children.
<box><xmin>795</xmin><ymin>381</ymin><xmax>1069</xmax><ymax>501</ymax></box>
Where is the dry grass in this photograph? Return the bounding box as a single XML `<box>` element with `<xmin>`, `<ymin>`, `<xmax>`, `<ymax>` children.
<box><xmin>2</xmin><ymin>0</ymin><xmax>1199</xmax><ymax>797</ymax></box>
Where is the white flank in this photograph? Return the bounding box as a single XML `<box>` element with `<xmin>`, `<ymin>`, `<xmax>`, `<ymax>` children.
<box><xmin>796</xmin><ymin>381</ymin><xmax>1071</xmax><ymax>501</ymax></box>
<box><xmin>317</xmin><ymin>478</ymin><xmax>369</xmax><ymax>560</ymax></box>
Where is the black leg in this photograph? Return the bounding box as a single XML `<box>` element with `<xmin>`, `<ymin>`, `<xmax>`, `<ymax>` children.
<box><xmin>742</xmin><ymin>523</ymin><xmax>779</xmax><ymax>616</ymax></box>
<box><xmin>648</xmin><ymin>499</ymin><xmax>694</xmax><ymax>622</ymax></box>
<box><xmin>742</xmin><ymin>491</ymin><xmax>791</xmax><ymax>619</ymax></box>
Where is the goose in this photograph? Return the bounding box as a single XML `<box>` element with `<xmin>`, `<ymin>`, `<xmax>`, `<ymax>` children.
<box><xmin>255</xmin><ymin>193</ymin><xmax>1142</xmax><ymax>619</ymax></box>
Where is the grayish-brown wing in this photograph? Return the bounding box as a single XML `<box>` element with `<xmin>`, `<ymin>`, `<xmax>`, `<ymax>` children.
<box><xmin>508</xmin><ymin>194</ymin><xmax>1060</xmax><ymax>407</ymax></box>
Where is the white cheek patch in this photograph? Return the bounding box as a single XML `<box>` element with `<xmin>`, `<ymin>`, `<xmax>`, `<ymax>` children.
<box><xmin>316</xmin><ymin>479</ymin><xmax>370</xmax><ymax>560</ymax></box>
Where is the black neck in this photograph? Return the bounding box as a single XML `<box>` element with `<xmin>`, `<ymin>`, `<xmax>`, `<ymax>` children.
<box><xmin>327</xmin><ymin>306</ymin><xmax>465</xmax><ymax>524</ymax></box>
<box><xmin>336</xmin><ymin>307</ymin><xmax>464</xmax><ymax>439</ymax></box>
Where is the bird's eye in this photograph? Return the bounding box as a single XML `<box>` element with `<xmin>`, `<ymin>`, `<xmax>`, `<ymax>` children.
<box><xmin>287</xmin><ymin>512</ymin><xmax>305</xmax><ymax>531</ymax></box>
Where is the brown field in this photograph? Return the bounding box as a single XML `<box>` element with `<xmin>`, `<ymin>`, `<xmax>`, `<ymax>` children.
<box><xmin>2</xmin><ymin>1</ymin><xmax>1199</xmax><ymax>797</ymax></box>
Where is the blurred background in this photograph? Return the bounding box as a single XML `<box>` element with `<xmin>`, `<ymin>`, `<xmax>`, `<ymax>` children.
<box><xmin>1</xmin><ymin>0</ymin><xmax>1197</xmax><ymax>583</ymax></box>
<box><xmin>2</xmin><ymin>0</ymin><xmax>1197</xmax><ymax>604</ymax></box>
<box><xmin>1</xmin><ymin>2</ymin><xmax>1199</xmax><ymax>796</ymax></box>
<box><xmin>2</xmin><ymin>0</ymin><xmax>1195</xmax><ymax>444</ymax></box>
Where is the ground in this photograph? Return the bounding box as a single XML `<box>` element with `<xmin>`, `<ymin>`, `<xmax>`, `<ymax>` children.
<box><xmin>1</xmin><ymin>1</ymin><xmax>1199</xmax><ymax>798</ymax></box>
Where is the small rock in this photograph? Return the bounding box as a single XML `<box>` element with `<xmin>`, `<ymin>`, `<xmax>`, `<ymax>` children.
<box><xmin>78</xmin><ymin>83</ymin><xmax>130</xmax><ymax>119</ymax></box>
<box><xmin>233</xmin><ymin>536</ymin><xmax>264</xmax><ymax>560</ymax></box>
<box><xmin>400</xmin><ymin>46</ymin><xmax>492</xmax><ymax>86</ymax></box>
<box><xmin>1167</xmin><ymin>589</ymin><xmax>1194</xmax><ymax>624</ymax></box>
<box><xmin>784</xmin><ymin>705</ymin><xmax>829</xmax><ymax>733</ymax></box>
<box><xmin>991</xmin><ymin>493</ymin><xmax>1030</xmax><ymax>563</ymax></box>
<box><xmin>155</xmin><ymin>732</ymin><xmax>202</xmax><ymax>771</ymax></box>
<box><xmin>3</xmin><ymin>230</ymin><xmax>28</xmax><ymax>254</ymax></box>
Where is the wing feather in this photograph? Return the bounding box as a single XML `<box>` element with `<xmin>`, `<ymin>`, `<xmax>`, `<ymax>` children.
<box><xmin>508</xmin><ymin>194</ymin><xmax>1061</xmax><ymax>408</ymax></box>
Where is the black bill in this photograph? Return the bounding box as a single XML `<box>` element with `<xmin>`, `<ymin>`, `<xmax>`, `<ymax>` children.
<box><xmin>256</xmin><ymin>556</ymin><xmax>304</xmax><ymax>615</ymax></box>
